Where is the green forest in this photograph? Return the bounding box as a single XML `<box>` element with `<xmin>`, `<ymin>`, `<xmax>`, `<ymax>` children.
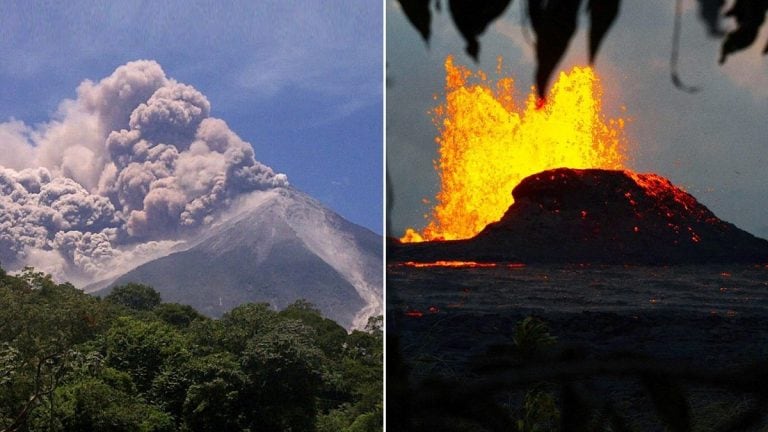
<box><xmin>0</xmin><ymin>266</ymin><xmax>382</xmax><ymax>432</ymax></box>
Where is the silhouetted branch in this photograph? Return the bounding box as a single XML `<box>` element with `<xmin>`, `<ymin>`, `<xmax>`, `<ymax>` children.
<box><xmin>672</xmin><ymin>0</ymin><xmax>702</xmax><ymax>93</ymax></box>
<box><xmin>396</xmin><ymin>0</ymin><xmax>768</xmax><ymax>96</ymax></box>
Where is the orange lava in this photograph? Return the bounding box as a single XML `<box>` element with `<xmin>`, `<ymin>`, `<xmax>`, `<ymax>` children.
<box><xmin>626</xmin><ymin>172</ymin><xmax>700</xmax><ymax>216</ymax></box>
<box><xmin>625</xmin><ymin>171</ymin><xmax>717</xmax><ymax>243</ymax></box>
<box><xmin>402</xmin><ymin>260</ymin><xmax>498</xmax><ymax>268</ymax></box>
<box><xmin>402</xmin><ymin>56</ymin><xmax>627</xmax><ymax>242</ymax></box>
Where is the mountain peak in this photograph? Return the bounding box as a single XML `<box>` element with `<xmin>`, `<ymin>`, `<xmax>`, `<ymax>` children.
<box><xmin>101</xmin><ymin>188</ymin><xmax>381</xmax><ymax>330</ymax></box>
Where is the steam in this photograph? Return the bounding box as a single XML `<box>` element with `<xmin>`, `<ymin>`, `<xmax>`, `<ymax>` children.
<box><xmin>0</xmin><ymin>60</ymin><xmax>288</xmax><ymax>283</ymax></box>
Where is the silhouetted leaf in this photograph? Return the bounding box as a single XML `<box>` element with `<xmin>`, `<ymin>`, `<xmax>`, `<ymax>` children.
<box><xmin>513</xmin><ymin>316</ymin><xmax>557</xmax><ymax>359</ymax></box>
<box><xmin>398</xmin><ymin>0</ymin><xmax>433</xmax><ymax>42</ymax></box>
<box><xmin>588</xmin><ymin>0</ymin><xmax>621</xmax><ymax>63</ymax></box>
<box><xmin>640</xmin><ymin>373</ymin><xmax>691</xmax><ymax>432</ymax></box>
<box><xmin>672</xmin><ymin>0</ymin><xmax>702</xmax><ymax>93</ymax></box>
<box><xmin>720</xmin><ymin>0</ymin><xmax>768</xmax><ymax>64</ymax></box>
<box><xmin>696</xmin><ymin>0</ymin><xmax>726</xmax><ymax>36</ymax></box>
<box><xmin>449</xmin><ymin>0</ymin><xmax>513</xmax><ymax>60</ymax></box>
<box><xmin>671</xmin><ymin>73</ymin><xmax>701</xmax><ymax>93</ymax></box>
<box><xmin>528</xmin><ymin>0</ymin><xmax>583</xmax><ymax>98</ymax></box>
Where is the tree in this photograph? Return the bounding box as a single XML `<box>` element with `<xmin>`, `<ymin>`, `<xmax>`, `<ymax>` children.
<box><xmin>104</xmin><ymin>283</ymin><xmax>162</xmax><ymax>311</ymax></box>
<box><xmin>279</xmin><ymin>299</ymin><xmax>348</xmax><ymax>358</ymax></box>
<box><xmin>0</xmin><ymin>268</ymin><xmax>105</xmax><ymax>432</ymax></box>
<box><xmin>212</xmin><ymin>303</ymin><xmax>276</xmax><ymax>354</ymax></box>
<box><xmin>37</xmin><ymin>378</ymin><xmax>174</xmax><ymax>432</ymax></box>
<box><xmin>153</xmin><ymin>303</ymin><xmax>206</xmax><ymax>329</ymax></box>
<box><xmin>151</xmin><ymin>352</ymin><xmax>245</xmax><ymax>431</ymax></box>
<box><xmin>239</xmin><ymin>319</ymin><xmax>324</xmax><ymax>431</ymax></box>
<box><xmin>103</xmin><ymin>316</ymin><xmax>188</xmax><ymax>393</ymax></box>
<box><xmin>0</xmin><ymin>263</ymin><xmax>382</xmax><ymax>432</ymax></box>
<box><xmin>318</xmin><ymin>316</ymin><xmax>384</xmax><ymax>432</ymax></box>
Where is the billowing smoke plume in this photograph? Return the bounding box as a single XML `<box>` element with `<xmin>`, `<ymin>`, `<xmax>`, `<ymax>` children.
<box><xmin>0</xmin><ymin>60</ymin><xmax>288</xmax><ymax>283</ymax></box>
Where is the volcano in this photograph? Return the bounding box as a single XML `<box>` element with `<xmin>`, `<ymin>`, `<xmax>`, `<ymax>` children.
<box><xmin>390</xmin><ymin>168</ymin><xmax>768</xmax><ymax>264</ymax></box>
<box><xmin>93</xmin><ymin>188</ymin><xmax>382</xmax><ymax>330</ymax></box>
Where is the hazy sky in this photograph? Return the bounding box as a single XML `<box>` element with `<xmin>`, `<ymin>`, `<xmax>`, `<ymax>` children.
<box><xmin>387</xmin><ymin>0</ymin><xmax>768</xmax><ymax>239</ymax></box>
<box><xmin>0</xmin><ymin>1</ymin><xmax>382</xmax><ymax>234</ymax></box>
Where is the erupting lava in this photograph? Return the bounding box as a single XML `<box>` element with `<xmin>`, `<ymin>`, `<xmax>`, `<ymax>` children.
<box><xmin>402</xmin><ymin>56</ymin><xmax>627</xmax><ymax>242</ymax></box>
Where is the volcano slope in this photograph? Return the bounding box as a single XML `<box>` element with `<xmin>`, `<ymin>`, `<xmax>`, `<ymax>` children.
<box><xmin>97</xmin><ymin>188</ymin><xmax>382</xmax><ymax>330</ymax></box>
<box><xmin>391</xmin><ymin>168</ymin><xmax>768</xmax><ymax>264</ymax></box>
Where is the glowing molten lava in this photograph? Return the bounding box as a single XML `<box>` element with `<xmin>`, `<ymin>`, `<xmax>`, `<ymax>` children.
<box><xmin>402</xmin><ymin>260</ymin><xmax>497</xmax><ymax>268</ymax></box>
<box><xmin>402</xmin><ymin>56</ymin><xmax>627</xmax><ymax>242</ymax></box>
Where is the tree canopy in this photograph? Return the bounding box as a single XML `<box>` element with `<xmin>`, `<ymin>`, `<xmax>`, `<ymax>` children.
<box><xmin>0</xmin><ymin>266</ymin><xmax>382</xmax><ymax>432</ymax></box>
<box><xmin>104</xmin><ymin>283</ymin><xmax>162</xmax><ymax>311</ymax></box>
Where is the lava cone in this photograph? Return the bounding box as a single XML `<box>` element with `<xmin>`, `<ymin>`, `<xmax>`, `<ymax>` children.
<box><xmin>391</xmin><ymin>168</ymin><xmax>768</xmax><ymax>264</ymax></box>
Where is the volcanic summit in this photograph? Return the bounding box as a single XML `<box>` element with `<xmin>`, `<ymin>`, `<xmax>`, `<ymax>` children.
<box><xmin>94</xmin><ymin>187</ymin><xmax>382</xmax><ymax>330</ymax></box>
<box><xmin>391</xmin><ymin>168</ymin><xmax>768</xmax><ymax>264</ymax></box>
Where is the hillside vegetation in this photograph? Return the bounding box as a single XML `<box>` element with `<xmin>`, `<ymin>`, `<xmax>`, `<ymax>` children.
<box><xmin>0</xmin><ymin>266</ymin><xmax>381</xmax><ymax>432</ymax></box>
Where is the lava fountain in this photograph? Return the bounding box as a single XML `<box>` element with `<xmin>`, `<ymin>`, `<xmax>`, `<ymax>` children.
<box><xmin>401</xmin><ymin>56</ymin><xmax>628</xmax><ymax>242</ymax></box>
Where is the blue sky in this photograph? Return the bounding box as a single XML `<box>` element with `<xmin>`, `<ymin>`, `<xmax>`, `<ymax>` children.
<box><xmin>387</xmin><ymin>0</ymin><xmax>768</xmax><ymax>239</ymax></box>
<box><xmin>0</xmin><ymin>1</ymin><xmax>382</xmax><ymax>233</ymax></box>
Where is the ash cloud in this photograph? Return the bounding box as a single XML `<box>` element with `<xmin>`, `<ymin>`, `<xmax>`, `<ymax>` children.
<box><xmin>0</xmin><ymin>60</ymin><xmax>288</xmax><ymax>283</ymax></box>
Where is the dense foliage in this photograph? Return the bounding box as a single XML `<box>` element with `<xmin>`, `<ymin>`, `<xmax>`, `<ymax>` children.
<box><xmin>0</xmin><ymin>266</ymin><xmax>382</xmax><ymax>432</ymax></box>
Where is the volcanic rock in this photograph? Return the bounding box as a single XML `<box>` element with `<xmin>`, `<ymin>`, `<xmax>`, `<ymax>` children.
<box><xmin>391</xmin><ymin>168</ymin><xmax>768</xmax><ymax>264</ymax></box>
